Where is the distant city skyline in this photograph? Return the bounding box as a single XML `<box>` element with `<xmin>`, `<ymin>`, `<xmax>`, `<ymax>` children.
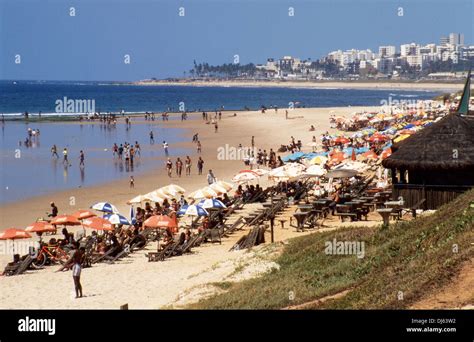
<box><xmin>1</xmin><ymin>0</ymin><xmax>472</xmax><ymax>81</ymax></box>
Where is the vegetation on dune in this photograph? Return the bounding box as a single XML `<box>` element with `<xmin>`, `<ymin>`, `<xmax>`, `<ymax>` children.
<box><xmin>191</xmin><ymin>189</ymin><xmax>474</xmax><ymax>309</ymax></box>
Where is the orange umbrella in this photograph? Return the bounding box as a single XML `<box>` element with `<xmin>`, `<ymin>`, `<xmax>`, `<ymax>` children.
<box><xmin>143</xmin><ymin>215</ymin><xmax>177</xmax><ymax>229</ymax></box>
<box><xmin>363</xmin><ymin>150</ymin><xmax>378</xmax><ymax>159</ymax></box>
<box><xmin>398</xmin><ymin>129</ymin><xmax>415</xmax><ymax>135</ymax></box>
<box><xmin>0</xmin><ymin>228</ymin><xmax>32</xmax><ymax>240</ymax></box>
<box><xmin>82</xmin><ymin>217</ymin><xmax>114</xmax><ymax>231</ymax></box>
<box><xmin>333</xmin><ymin>137</ymin><xmax>350</xmax><ymax>145</ymax></box>
<box><xmin>331</xmin><ymin>152</ymin><xmax>347</xmax><ymax>163</ymax></box>
<box><xmin>381</xmin><ymin>148</ymin><xmax>392</xmax><ymax>159</ymax></box>
<box><xmin>367</xmin><ymin>134</ymin><xmax>389</xmax><ymax>143</ymax></box>
<box><xmin>51</xmin><ymin>215</ymin><xmax>81</xmax><ymax>226</ymax></box>
<box><xmin>72</xmin><ymin>210</ymin><xmax>97</xmax><ymax>220</ymax></box>
<box><xmin>25</xmin><ymin>222</ymin><xmax>56</xmax><ymax>234</ymax></box>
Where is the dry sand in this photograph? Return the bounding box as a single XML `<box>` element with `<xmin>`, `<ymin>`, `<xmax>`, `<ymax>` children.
<box><xmin>0</xmin><ymin>105</ymin><xmax>382</xmax><ymax>309</ymax></box>
<box><xmin>135</xmin><ymin>80</ymin><xmax>461</xmax><ymax>92</ymax></box>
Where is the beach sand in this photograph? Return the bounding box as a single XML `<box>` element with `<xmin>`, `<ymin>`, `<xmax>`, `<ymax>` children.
<box><xmin>134</xmin><ymin>80</ymin><xmax>462</xmax><ymax>92</ymax></box>
<box><xmin>0</xmin><ymin>105</ymin><xmax>379</xmax><ymax>309</ymax></box>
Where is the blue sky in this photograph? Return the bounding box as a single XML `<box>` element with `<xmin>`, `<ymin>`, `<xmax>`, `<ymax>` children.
<box><xmin>0</xmin><ymin>0</ymin><xmax>472</xmax><ymax>81</ymax></box>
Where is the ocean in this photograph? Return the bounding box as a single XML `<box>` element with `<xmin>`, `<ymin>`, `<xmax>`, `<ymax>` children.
<box><xmin>0</xmin><ymin>81</ymin><xmax>441</xmax><ymax>116</ymax></box>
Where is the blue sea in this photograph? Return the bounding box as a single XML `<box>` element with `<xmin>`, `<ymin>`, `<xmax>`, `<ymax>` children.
<box><xmin>0</xmin><ymin>80</ymin><xmax>441</xmax><ymax>116</ymax></box>
<box><xmin>0</xmin><ymin>81</ymin><xmax>442</xmax><ymax>204</ymax></box>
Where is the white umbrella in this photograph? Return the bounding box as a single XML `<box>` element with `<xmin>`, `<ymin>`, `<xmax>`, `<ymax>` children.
<box><xmin>215</xmin><ymin>180</ymin><xmax>234</xmax><ymax>191</ymax></box>
<box><xmin>304</xmin><ymin>165</ymin><xmax>326</xmax><ymax>177</ymax></box>
<box><xmin>209</xmin><ymin>183</ymin><xmax>229</xmax><ymax>194</ymax></box>
<box><xmin>163</xmin><ymin>184</ymin><xmax>186</xmax><ymax>194</ymax></box>
<box><xmin>188</xmin><ymin>187</ymin><xmax>217</xmax><ymax>200</ymax></box>
<box><xmin>232</xmin><ymin>171</ymin><xmax>258</xmax><ymax>183</ymax></box>
<box><xmin>252</xmin><ymin>169</ymin><xmax>269</xmax><ymax>176</ymax></box>
<box><xmin>91</xmin><ymin>202</ymin><xmax>119</xmax><ymax>214</ymax></box>
<box><xmin>142</xmin><ymin>192</ymin><xmax>165</xmax><ymax>204</ymax></box>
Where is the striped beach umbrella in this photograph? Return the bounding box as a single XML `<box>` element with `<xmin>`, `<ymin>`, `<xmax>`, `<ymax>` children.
<box><xmin>197</xmin><ymin>198</ymin><xmax>227</xmax><ymax>209</ymax></box>
<box><xmin>91</xmin><ymin>202</ymin><xmax>119</xmax><ymax>214</ymax></box>
<box><xmin>143</xmin><ymin>215</ymin><xmax>177</xmax><ymax>229</ymax></box>
<box><xmin>51</xmin><ymin>215</ymin><xmax>81</xmax><ymax>226</ymax></box>
<box><xmin>0</xmin><ymin>228</ymin><xmax>32</xmax><ymax>240</ymax></box>
<box><xmin>103</xmin><ymin>213</ymin><xmax>130</xmax><ymax>225</ymax></box>
<box><xmin>177</xmin><ymin>204</ymin><xmax>208</xmax><ymax>217</ymax></box>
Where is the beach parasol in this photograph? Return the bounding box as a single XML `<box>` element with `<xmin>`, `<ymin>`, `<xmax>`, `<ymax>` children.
<box><xmin>50</xmin><ymin>215</ymin><xmax>81</xmax><ymax>226</ymax></box>
<box><xmin>380</xmin><ymin>148</ymin><xmax>392</xmax><ymax>159</ymax></box>
<box><xmin>143</xmin><ymin>215</ymin><xmax>177</xmax><ymax>229</ymax></box>
<box><xmin>232</xmin><ymin>170</ymin><xmax>259</xmax><ymax>183</ymax></box>
<box><xmin>0</xmin><ymin>228</ymin><xmax>32</xmax><ymax>254</ymax></box>
<box><xmin>330</xmin><ymin>152</ymin><xmax>347</xmax><ymax>163</ymax></box>
<box><xmin>127</xmin><ymin>194</ymin><xmax>149</xmax><ymax>205</ymax></box>
<box><xmin>163</xmin><ymin>184</ymin><xmax>186</xmax><ymax>194</ymax></box>
<box><xmin>363</xmin><ymin>150</ymin><xmax>378</xmax><ymax>160</ymax></box>
<box><xmin>197</xmin><ymin>198</ymin><xmax>227</xmax><ymax>209</ymax></box>
<box><xmin>310</xmin><ymin>155</ymin><xmax>328</xmax><ymax>165</ymax></box>
<box><xmin>209</xmin><ymin>183</ymin><xmax>228</xmax><ymax>194</ymax></box>
<box><xmin>25</xmin><ymin>222</ymin><xmax>56</xmax><ymax>234</ymax></box>
<box><xmin>333</xmin><ymin>136</ymin><xmax>350</xmax><ymax>145</ymax></box>
<box><xmin>71</xmin><ymin>210</ymin><xmax>97</xmax><ymax>220</ymax></box>
<box><xmin>303</xmin><ymin>165</ymin><xmax>326</xmax><ymax>177</ymax></box>
<box><xmin>82</xmin><ymin>217</ymin><xmax>114</xmax><ymax>231</ymax></box>
<box><xmin>252</xmin><ymin>169</ymin><xmax>270</xmax><ymax>177</ymax></box>
<box><xmin>177</xmin><ymin>204</ymin><xmax>208</xmax><ymax>217</ymax></box>
<box><xmin>188</xmin><ymin>187</ymin><xmax>217</xmax><ymax>200</ymax></box>
<box><xmin>325</xmin><ymin>169</ymin><xmax>358</xmax><ymax>179</ymax></box>
<box><xmin>142</xmin><ymin>192</ymin><xmax>165</xmax><ymax>204</ymax></box>
<box><xmin>0</xmin><ymin>228</ymin><xmax>32</xmax><ymax>240</ymax></box>
<box><xmin>103</xmin><ymin>213</ymin><xmax>130</xmax><ymax>226</ymax></box>
<box><xmin>214</xmin><ymin>180</ymin><xmax>234</xmax><ymax>191</ymax></box>
<box><xmin>91</xmin><ymin>202</ymin><xmax>119</xmax><ymax>214</ymax></box>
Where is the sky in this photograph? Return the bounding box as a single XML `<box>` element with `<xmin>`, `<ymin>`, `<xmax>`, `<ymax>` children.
<box><xmin>0</xmin><ymin>0</ymin><xmax>472</xmax><ymax>81</ymax></box>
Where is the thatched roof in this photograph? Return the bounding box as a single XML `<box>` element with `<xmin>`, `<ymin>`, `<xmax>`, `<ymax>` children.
<box><xmin>382</xmin><ymin>114</ymin><xmax>474</xmax><ymax>171</ymax></box>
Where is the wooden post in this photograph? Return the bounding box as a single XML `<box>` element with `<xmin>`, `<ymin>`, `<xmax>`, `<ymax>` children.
<box><xmin>270</xmin><ymin>217</ymin><xmax>274</xmax><ymax>243</ymax></box>
<box><xmin>120</xmin><ymin>303</ymin><xmax>128</xmax><ymax>310</ymax></box>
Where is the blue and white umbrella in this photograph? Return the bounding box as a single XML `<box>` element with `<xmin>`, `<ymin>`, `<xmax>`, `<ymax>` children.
<box><xmin>177</xmin><ymin>204</ymin><xmax>209</xmax><ymax>217</ymax></box>
<box><xmin>91</xmin><ymin>202</ymin><xmax>119</xmax><ymax>214</ymax></box>
<box><xmin>104</xmin><ymin>213</ymin><xmax>130</xmax><ymax>225</ymax></box>
<box><xmin>197</xmin><ymin>198</ymin><xmax>227</xmax><ymax>209</ymax></box>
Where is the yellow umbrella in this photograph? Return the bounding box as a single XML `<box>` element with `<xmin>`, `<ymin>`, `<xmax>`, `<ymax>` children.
<box><xmin>310</xmin><ymin>156</ymin><xmax>328</xmax><ymax>165</ymax></box>
<box><xmin>394</xmin><ymin>134</ymin><xmax>410</xmax><ymax>143</ymax></box>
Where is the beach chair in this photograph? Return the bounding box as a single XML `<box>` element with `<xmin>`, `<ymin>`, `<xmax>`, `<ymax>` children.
<box><xmin>5</xmin><ymin>255</ymin><xmax>35</xmax><ymax>276</ymax></box>
<box><xmin>203</xmin><ymin>227</ymin><xmax>221</xmax><ymax>244</ymax></box>
<box><xmin>91</xmin><ymin>246</ymin><xmax>119</xmax><ymax>264</ymax></box>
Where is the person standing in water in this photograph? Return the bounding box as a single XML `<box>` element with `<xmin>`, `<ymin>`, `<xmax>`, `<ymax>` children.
<box><xmin>149</xmin><ymin>131</ymin><xmax>154</xmax><ymax>144</ymax></box>
<box><xmin>51</xmin><ymin>145</ymin><xmax>59</xmax><ymax>158</ymax></box>
<box><xmin>63</xmin><ymin>148</ymin><xmax>69</xmax><ymax>165</ymax></box>
<box><xmin>79</xmin><ymin>150</ymin><xmax>85</xmax><ymax>167</ymax></box>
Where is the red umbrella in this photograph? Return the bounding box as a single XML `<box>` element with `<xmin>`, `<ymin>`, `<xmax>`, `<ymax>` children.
<box><xmin>51</xmin><ymin>215</ymin><xmax>81</xmax><ymax>226</ymax></box>
<box><xmin>143</xmin><ymin>215</ymin><xmax>177</xmax><ymax>229</ymax></box>
<box><xmin>367</xmin><ymin>134</ymin><xmax>389</xmax><ymax>143</ymax></box>
<box><xmin>363</xmin><ymin>150</ymin><xmax>378</xmax><ymax>159</ymax></box>
<box><xmin>333</xmin><ymin>137</ymin><xmax>350</xmax><ymax>145</ymax></box>
<box><xmin>25</xmin><ymin>222</ymin><xmax>56</xmax><ymax>234</ymax></box>
<box><xmin>0</xmin><ymin>228</ymin><xmax>32</xmax><ymax>240</ymax></box>
<box><xmin>82</xmin><ymin>217</ymin><xmax>114</xmax><ymax>231</ymax></box>
<box><xmin>72</xmin><ymin>210</ymin><xmax>97</xmax><ymax>220</ymax></box>
<box><xmin>381</xmin><ymin>148</ymin><xmax>392</xmax><ymax>159</ymax></box>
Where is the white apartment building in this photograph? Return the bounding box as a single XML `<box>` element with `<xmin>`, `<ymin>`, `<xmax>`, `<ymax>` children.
<box><xmin>379</xmin><ymin>46</ymin><xmax>396</xmax><ymax>57</ymax></box>
<box><xmin>400</xmin><ymin>43</ymin><xmax>420</xmax><ymax>56</ymax></box>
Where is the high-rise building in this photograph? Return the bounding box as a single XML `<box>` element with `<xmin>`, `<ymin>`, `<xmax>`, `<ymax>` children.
<box><xmin>400</xmin><ymin>43</ymin><xmax>419</xmax><ymax>56</ymax></box>
<box><xmin>449</xmin><ymin>33</ymin><xmax>464</xmax><ymax>46</ymax></box>
<box><xmin>440</xmin><ymin>36</ymin><xmax>449</xmax><ymax>46</ymax></box>
<box><xmin>379</xmin><ymin>46</ymin><xmax>396</xmax><ymax>57</ymax></box>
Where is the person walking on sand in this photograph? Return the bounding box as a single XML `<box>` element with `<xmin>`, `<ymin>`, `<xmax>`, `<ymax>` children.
<box><xmin>62</xmin><ymin>148</ymin><xmax>69</xmax><ymax>165</ymax></box>
<box><xmin>197</xmin><ymin>141</ymin><xmax>202</xmax><ymax>154</ymax></box>
<box><xmin>185</xmin><ymin>156</ymin><xmax>192</xmax><ymax>176</ymax></box>
<box><xmin>79</xmin><ymin>150</ymin><xmax>85</xmax><ymax>167</ymax></box>
<box><xmin>130</xmin><ymin>176</ymin><xmax>135</xmax><ymax>188</ymax></box>
<box><xmin>214</xmin><ymin>122</ymin><xmax>218</xmax><ymax>133</ymax></box>
<box><xmin>197</xmin><ymin>157</ymin><xmax>204</xmax><ymax>175</ymax></box>
<box><xmin>166</xmin><ymin>158</ymin><xmax>173</xmax><ymax>177</ymax></box>
<box><xmin>207</xmin><ymin>169</ymin><xmax>216</xmax><ymax>185</ymax></box>
<box><xmin>51</xmin><ymin>145</ymin><xmax>59</xmax><ymax>158</ymax></box>
<box><xmin>163</xmin><ymin>141</ymin><xmax>169</xmax><ymax>156</ymax></box>
<box><xmin>176</xmin><ymin>157</ymin><xmax>183</xmax><ymax>177</ymax></box>
<box><xmin>149</xmin><ymin>131</ymin><xmax>154</xmax><ymax>144</ymax></box>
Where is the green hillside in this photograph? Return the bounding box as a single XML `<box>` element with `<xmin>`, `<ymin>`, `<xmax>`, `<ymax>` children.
<box><xmin>192</xmin><ymin>189</ymin><xmax>474</xmax><ymax>309</ymax></box>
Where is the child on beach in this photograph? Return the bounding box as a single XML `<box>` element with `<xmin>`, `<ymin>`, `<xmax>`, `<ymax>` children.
<box><xmin>130</xmin><ymin>176</ymin><xmax>135</xmax><ymax>188</ymax></box>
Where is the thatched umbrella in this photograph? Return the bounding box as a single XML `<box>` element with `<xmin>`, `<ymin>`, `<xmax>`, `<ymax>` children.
<box><xmin>382</xmin><ymin>114</ymin><xmax>474</xmax><ymax>171</ymax></box>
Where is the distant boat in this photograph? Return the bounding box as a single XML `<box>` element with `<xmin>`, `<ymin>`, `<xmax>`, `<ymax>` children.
<box><xmin>12</xmin><ymin>81</ymin><xmax>17</xmax><ymax>85</ymax></box>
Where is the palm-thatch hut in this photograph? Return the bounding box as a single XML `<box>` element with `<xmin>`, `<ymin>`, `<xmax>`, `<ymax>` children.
<box><xmin>382</xmin><ymin>71</ymin><xmax>473</xmax><ymax>209</ymax></box>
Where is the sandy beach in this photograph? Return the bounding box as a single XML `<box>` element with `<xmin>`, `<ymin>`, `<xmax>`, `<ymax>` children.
<box><xmin>0</xmin><ymin>105</ymin><xmax>379</xmax><ymax>309</ymax></box>
<box><xmin>133</xmin><ymin>80</ymin><xmax>462</xmax><ymax>92</ymax></box>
